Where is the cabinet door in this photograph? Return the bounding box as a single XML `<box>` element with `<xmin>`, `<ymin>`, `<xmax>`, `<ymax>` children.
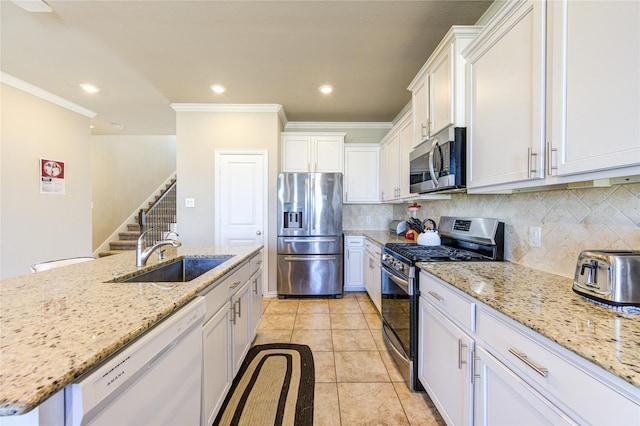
<box><xmin>313</xmin><ymin>136</ymin><xmax>344</xmax><ymax>172</ymax></box>
<box><xmin>548</xmin><ymin>0</ymin><xmax>640</xmax><ymax>176</ymax></box>
<box><xmin>466</xmin><ymin>0</ymin><xmax>546</xmax><ymax>189</ymax></box>
<box><xmin>412</xmin><ymin>76</ymin><xmax>430</xmax><ymax>147</ymax></box>
<box><xmin>429</xmin><ymin>43</ymin><xmax>453</xmax><ymax>136</ymax></box>
<box><xmin>344</xmin><ymin>146</ymin><xmax>379</xmax><ymax>203</ymax></box>
<box><xmin>202</xmin><ymin>300</ymin><xmax>233</xmax><ymax>425</ymax></box>
<box><xmin>345</xmin><ymin>247</ymin><xmax>364</xmax><ymax>290</ymax></box>
<box><xmin>249</xmin><ymin>269</ymin><xmax>263</xmax><ymax>339</ymax></box>
<box><xmin>398</xmin><ymin>115</ymin><xmax>415</xmax><ymax>199</ymax></box>
<box><xmin>231</xmin><ymin>281</ymin><xmax>251</xmax><ymax>375</ymax></box>
<box><xmin>380</xmin><ymin>133</ymin><xmax>400</xmax><ymax>201</ymax></box>
<box><xmin>282</xmin><ymin>136</ymin><xmax>311</xmax><ymax>172</ymax></box>
<box><xmin>474</xmin><ymin>346</ymin><xmax>574</xmax><ymax>426</ymax></box>
<box><xmin>419</xmin><ymin>297</ymin><xmax>473</xmax><ymax>426</ymax></box>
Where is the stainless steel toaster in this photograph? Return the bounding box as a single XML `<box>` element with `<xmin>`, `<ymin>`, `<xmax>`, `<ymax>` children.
<box><xmin>573</xmin><ymin>250</ymin><xmax>640</xmax><ymax>306</ymax></box>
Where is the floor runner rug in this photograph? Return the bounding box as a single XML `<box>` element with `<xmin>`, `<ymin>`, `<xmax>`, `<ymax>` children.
<box><xmin>213</xmin><ymin>343</ymin><xmax>315</xmax><ymax>426</ymax></box>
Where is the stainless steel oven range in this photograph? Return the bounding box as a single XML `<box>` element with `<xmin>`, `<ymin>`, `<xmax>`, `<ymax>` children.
<box><xmin>381</xmin><ymin>216</ymin><xmax>505</xmax><ymax>391</ymax></box>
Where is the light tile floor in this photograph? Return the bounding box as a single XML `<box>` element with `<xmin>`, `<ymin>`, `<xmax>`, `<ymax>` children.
<box><xmin>254</xmin><ymin>292</ymin><xmax>446</xmax><ymax>426</ymax></box>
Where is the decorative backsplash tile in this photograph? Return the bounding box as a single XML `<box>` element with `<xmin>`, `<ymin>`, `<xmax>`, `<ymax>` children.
<box><xmin>343</xmin><ymin>204</ymin><xmax>394</xmax><ymax>230</ymax></box>
<box><xmin>392</xmin><ymin>184</ymin><xmax>640</xmax><ymax>278</ymax></box>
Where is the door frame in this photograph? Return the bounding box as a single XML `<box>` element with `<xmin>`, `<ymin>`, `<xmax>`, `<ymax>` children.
<box><xmin>214</xmin><ymin>150</ymin><xmax>269</xmax><ymax>291</ymax></box>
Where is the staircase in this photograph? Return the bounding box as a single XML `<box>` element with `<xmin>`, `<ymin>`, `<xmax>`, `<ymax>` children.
<box><xmin>98</xmin><ymin>178</ymin><xmax>177</xmax><ymax>258</ymax></box>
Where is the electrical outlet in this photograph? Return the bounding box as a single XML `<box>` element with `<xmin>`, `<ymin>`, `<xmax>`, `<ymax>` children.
<box><xmin>185</xmin><ymin>198</ymin><xmax>195</xmax><ymax>208</ymax></box>
<box><xmin>529</xmin><ymin>226</ymin><xmax>542</xmax><ymax>248</ymax></box>
<box><xmin>366</xmin><ymin>215</ymin><xmax>372</xmax><ymax>224</ymax></box>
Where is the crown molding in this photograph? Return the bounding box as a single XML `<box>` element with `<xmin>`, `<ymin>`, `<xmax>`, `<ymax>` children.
<box><xmin>1</xmin><ymin>72</ymin><xmax>97</xmax><ymax>118</ymax></box>
<box><xmin>171</xmin><ymin>103</ymin><xmax>288</xmax><ymax>128</ymax></box>
<box><xmin>285</xmin><ymin>121</ymin><xmax>393</xmax><ymax>130</ymax></box>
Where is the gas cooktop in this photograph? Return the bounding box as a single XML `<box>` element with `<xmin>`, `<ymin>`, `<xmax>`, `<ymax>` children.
<box><xmin>384</xmin><ymin>243</ymin><xmax>490</xmax><ymax>262</ymax></box>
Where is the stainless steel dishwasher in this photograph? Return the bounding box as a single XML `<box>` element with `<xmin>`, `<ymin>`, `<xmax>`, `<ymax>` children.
<box><xmin>65</xmin><ymin>298</ymin><xmax>206</xmax><ymax>425</ymax></box>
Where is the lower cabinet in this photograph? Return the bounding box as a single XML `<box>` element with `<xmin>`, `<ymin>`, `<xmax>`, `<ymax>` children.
<box><xmin>344</xmin><ymin>236</ymin><xmax>365</xmax><ymax>291</ymax></box>
<box><xmin>419</xmin><ymin>270</ymin><xmax>640</xmax><ymax>426</ymax></box>
<box><xmin>202</xmin><ymin>300</ymin><xmax>233</xmax><ymax>426</ymax></box>
<box><xmin>473</xmin><ymin>345</ymin><xmax>574</xmax><ymax>425</ymax></box>
<box><xmin>418</xmin><ymin>295</ymin><xmax>473</xmax><ymax>426</ymax></box>
<box><xmin>364</xmin><ymin>239</ymin><xmax>381</xmax><ymax>312</ymax></box>
<box><xmin>201</xmin><ymin>251</ymin><xmax>263</xmax><ymax>426</ymax></box>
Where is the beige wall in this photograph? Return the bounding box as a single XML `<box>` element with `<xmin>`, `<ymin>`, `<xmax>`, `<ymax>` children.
<box><xmin>91</xmin><ymin>135</ymin><xmax>176</xmax><ymax>250</ymax></box>
<box><xmin>1</xmin><ymin>83</ymin><xmax>92</xmax><ymax>279</ymax></box>
<box><xmin>392</xmin><ymin>184</ymin><xmax>640</xmax><ymax>279</ymax></box>
<box><xmin>175</xmin><ymin>109</ymin><xmax>281</xmax><ymax>293</ymax></box>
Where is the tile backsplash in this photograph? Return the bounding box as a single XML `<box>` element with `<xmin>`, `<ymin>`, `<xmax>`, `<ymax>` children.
<box><xmin>343</xmin><ymin>204</ymin><xmax>394</xmax><ymax>230</ymax></box>
<box><xmin>391</xmin><ymin>184</ymin><xmax>640</xmax><ymax>278</ymax></box>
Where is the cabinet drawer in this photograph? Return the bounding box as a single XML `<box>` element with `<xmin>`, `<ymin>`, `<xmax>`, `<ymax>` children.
<box><xmin>250</xmin><ymin>251</ymin><xmax>263</xmax><ymax>276</ymax></box>
<box><xmin>364</xmin><ymin>239</ymin><xmax>381</xmax><ymax>256</ymax></box>
<box><xmin>419</xmin><ymin>271</ymin><xmax>475</xmax><ymax>332</ymax></box>
<box><xmin>345</xmin><ymin>236</ymin><xmax>365</xmax><ymax>247</ymax></box>
<box><xmin>477</xmin><ymin>308</ymin><xmax>639</xmax><ymax>425</ymax></box>
<box><xmin>201</xmin><ymin>262</ymin><xmax>250</xmax><ymax>320</ymax></box>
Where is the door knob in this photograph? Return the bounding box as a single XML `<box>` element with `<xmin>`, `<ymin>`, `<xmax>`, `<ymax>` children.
<box><xmin>256</xmin><ymin>230</ymin><xmax>262</xmax><ymax>235</ymax></box>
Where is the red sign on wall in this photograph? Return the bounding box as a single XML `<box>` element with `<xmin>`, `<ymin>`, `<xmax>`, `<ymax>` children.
<box><xmin>40</xmin><ymin>158</ymin><xmax>66</xmax><ymax>194</ymax></box>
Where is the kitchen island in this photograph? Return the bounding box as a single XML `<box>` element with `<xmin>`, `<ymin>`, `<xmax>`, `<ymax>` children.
<box><xmin>0</xmin><ymin>245</ymin><xmax>262</xmax><ymax>417</ymax></box>
<box><xmin>417</xmin><ymin>261</ymin><xmax>640</xmax><ymax>390</ymax></box>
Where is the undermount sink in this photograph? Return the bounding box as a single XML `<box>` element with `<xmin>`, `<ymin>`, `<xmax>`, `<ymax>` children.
<box><xmin>112</xmin><ymin>255</ymin><xmax>234</xmax><ymax>283</ymax></box>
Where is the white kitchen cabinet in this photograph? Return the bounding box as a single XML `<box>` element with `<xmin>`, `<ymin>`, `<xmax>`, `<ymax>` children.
<box><xmin>344</xmin><ymin>145</ymin><xmax>379</xmax><ymax>203</ymax></box>
<box><xmin>202</xmin><ymin>299</ymin><xmax>233</xmax><ymax>426</ymax></box>
<box><xmin>344</xmin><ymin>236</ymin><xmax>365</xmax><ymax>291</ymax></box>
<box><xmin>473</xmin><ymin>345</ymin><xmax>574</xmax><ymax>426</ymax></box>
<box><xmin>409</xmin><ymin>26</ymin><xmax>480</xmax><ymax>147</ymax></box>
<box><xmin>201</xmin><ymin>259</ymin><xmax>252</xmax><ymax>425</ymax></box>
<box><xmin>547</xmin><ymin>0</ymin><xmax>640</xmax><ymax>177</ymax></box>
<box><xmin>281</xmin><ymin>132</ymin><xmax>345</xmax><ymax>173</ymax></box>
<box><xmin>364</xmin><ymin>239</ymin><xmax>381</xmax><ymax>313</ymax></box>
<box><xmin>380</xmin><ymin>111</ymin><xmax>414</xmax><ymax>202</ymax></box>
<box><xmin>231</xmin><ymin>279</ymin><xmax>251</xmax><ymax>375</ymax></box>
<box><xmin>249</xmin><ymin>250</ymin><xmax>263</xmax><ymax>339</ymax></box>
<box><xmin>419</xmin><ymin>269</ymin><xmax>640</xmax><ymax>426</ymax></box>
<box><xmin>465</xmin><ymin>0</ymin><xmax>546</xmax><ymax>190</ymax></box>
<box><xmin>419</xmin><ymin>277</ymin><xmax>474</xmax><ymax>426</ymax></box>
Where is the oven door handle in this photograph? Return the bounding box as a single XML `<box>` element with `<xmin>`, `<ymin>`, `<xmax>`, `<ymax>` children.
<box><xmin>382</xmin><ymin>321</ymin><xmax>410</xmax><ymax>361</ymax></box>
<box><xmin>383</xmin><ymin>267</ymin><xmax>411</xmax><ymax>295</ymax></box>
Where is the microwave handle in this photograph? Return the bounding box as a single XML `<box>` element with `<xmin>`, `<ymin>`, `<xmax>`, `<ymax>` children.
<box><xmin>428</xmin><ymin>137</ymin><xmax>440</xmax><ymax>187</ymax></box>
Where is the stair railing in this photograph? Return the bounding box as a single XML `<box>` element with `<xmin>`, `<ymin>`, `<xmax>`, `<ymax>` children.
<box><xmin>138</xmin><ymin>180</ymin><xmax>177</xmax><ymax>247</ymax></box>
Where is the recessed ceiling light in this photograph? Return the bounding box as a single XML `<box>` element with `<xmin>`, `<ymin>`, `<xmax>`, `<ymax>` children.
<box><xmin>319</xmin><ymin>85</ymin><xmax>333</xmax><ymax>94</ymax></box>
<box><xmin>210</xmin><ymin>84</ymin><xmax>226</xmax><ymax>94</ymax></box>
<box><xmin>110</xmin><ymin>122</ymin><xmax>124</xmax><ymax>130</ymax></box>
<box><xmin>80</xmin><ymin>83</ymin><xmax>100</xmax><ymax>94</ymax></box>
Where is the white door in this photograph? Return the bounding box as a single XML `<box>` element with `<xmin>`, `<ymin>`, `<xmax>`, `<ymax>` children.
<box><xmin>215</xmin><ymin>152</ymin><xmax>267</xmax><ymax>246</ymax></box>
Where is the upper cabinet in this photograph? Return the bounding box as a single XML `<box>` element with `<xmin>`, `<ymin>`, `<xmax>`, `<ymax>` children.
<box><xmin>465</xmin><ymin>0</ymin><xmax>546</xmax><ymax>190</ymax></box>
<box><xmin>408</xmin><ymin>26</ymin><xmax>481</xmax><ymax>148</ymax></box>
<box><xmin>281</xmin><ymin>133</ymin><xmax>345</xmax><ymax>173</ymax></box>
<box><xmin>464</xmin><ymin>0</ymin><xmax>640</xmax><ymax>193</ymax></box>
<box><xmin>547</xmin><ymin>0</ymin><xmax>640</xmax><ymax>177</ymax></box>
<box><xmin>344</xmin><ymin>144</ymin><xmax>380</xmax><ymax>203</ymax></box>
<box><xmin>380</xmin><ymin>111</ymin><xmax>415</xmax><ymax>202</ymax></box>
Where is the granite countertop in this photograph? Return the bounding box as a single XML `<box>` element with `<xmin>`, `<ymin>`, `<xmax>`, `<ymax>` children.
<box><xmin>0</xmin><ymin>245</ymin><xmax>261</xmax><ymax>416</ymax></box>
<box><xmin>417</xmin><ymin>262</ymin><xmax>640</xmax><ymax>389</ymax></box>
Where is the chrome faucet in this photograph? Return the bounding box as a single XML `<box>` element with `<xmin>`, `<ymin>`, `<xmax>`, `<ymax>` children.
<box><xmin>136</xmin><ymin>229</ymin><xmax>182</xmax><ymax>267</ymax></box>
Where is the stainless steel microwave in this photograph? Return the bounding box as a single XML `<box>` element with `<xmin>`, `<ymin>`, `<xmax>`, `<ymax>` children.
<box><xmin>409</xmin><ymin>127</ymin><xmax>466</xmax><ymax>194</ymax></box>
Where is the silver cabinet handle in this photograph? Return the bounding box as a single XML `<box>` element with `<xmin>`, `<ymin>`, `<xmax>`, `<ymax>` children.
<box><xmin>427</xmin><ymin>290</ymin><xmax>444</xmax><ymax>302</ymax></box>
<box><xmin>421</xmin><ymin>123</ymin><xmax>428</xmax><ymax>139</ymax></box>
<box><xmin>527</xmin><ymin>147</ymin><xmax>538</xmax><ymax>178</ymax></box>
<box><xmin>471</xmin><ymin>349</ymin><xmax>480</xmax><ymax>385</ymax></box>
<box><xmin>253</xmin><ymin>277</ymin><xmax>258</xmax><ymax>294</ymax></box>
<box><xmin>256</xmin><ymin>230</ymin><xmax>262</xmax><ymax>235</ymax></box>
<box><xmin>458</xmin><ymin>339</ymin><xmax>468</xmax><ymax>370</ymax></box>
<box><xmin>509</xmin><ymin>347</ymin><xmax>549</xmax><ymax>378</ymax></box>
<box><xmin>229</xmin><ymin>280</ymin><xmax>242</xmax><ymax>289</ymax></box>
<box><xmin>236</xmin><ymin>299</ymin><xmax>242</xmax><ymax>318</ymax></box>
<box><xmin>546</xmin><ymin>142</ymin><xmax>558</xmax><ymax>176</ymax></box>
<box><xmin>230</xmin><ymin>303</ymin><xmax>236</xmax><ymax>325</ymax></box>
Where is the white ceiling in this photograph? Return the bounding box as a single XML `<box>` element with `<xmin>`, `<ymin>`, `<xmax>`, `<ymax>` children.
<box><xmin>1</xmin><ymin>0</ymin><xmax>493</xmax><ymax>135</ymax></box>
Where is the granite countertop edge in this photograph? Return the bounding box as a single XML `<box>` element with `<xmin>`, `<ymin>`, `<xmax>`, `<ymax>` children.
<box><xmin>0</xmin><ymin>245</ymin><xmax>262</xmax><ymax>416</ymax></box>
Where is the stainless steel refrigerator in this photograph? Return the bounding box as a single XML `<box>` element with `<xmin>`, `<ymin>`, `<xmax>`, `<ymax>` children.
<box><xmin>277</xmin><ymin>173</ymin><xmax>343</xmax><ymax>297</ymax></box>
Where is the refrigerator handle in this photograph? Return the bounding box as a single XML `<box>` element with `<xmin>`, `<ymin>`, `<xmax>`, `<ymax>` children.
<box><xmin>310</xmin><ymin>175</ymin><xmax>316</xmax><ymax>233</ymax></box>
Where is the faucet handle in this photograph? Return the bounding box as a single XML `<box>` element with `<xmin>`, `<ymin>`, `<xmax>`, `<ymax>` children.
<box><xmin>158</xmin><ymin>248</ymin><xmax>166</xmax><ymax>261</ymax></box>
